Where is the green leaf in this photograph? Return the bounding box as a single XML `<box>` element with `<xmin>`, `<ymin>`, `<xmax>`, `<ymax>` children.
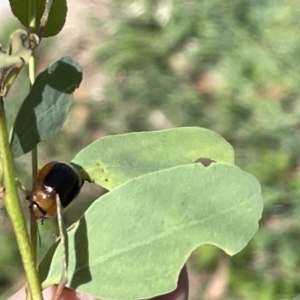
<box><xmin>39</xmin><ymin>163</ymin><xmax>263</xmax><ymax>300</ymax></box>
<box><xmin>10</xmin><ymin>56</ymin><xmax>82</xmax><ymax>158</ymax></box>
<box><xmin>72</xmin><ymin>127</ymin><xmax>234</xmax><ymax>190</ymax></box>
<box><xmin>9</xmin><ymin>0</ymin><xmax>67</xmax><ymax>37</ymax></box>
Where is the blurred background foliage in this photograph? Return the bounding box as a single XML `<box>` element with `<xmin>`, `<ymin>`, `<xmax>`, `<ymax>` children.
<box><xmin>1</xmin><ymin>0</ymin><xmax>300</xmax><ymax>299</ymax></box>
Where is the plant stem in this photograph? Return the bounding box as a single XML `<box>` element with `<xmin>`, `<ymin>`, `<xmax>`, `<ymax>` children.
<box><xmin>0</xmin><ymin>97</ymin><xmax>42</xmax><ymax>299</ymax></box>
<box><xmin>28</xmin><ymin>0</ymin><xmax>37</xmax><ymax>33</ymax></box>
<box><xmin>30</xmin><ymin>146</ymin><xmax>38</xmax><ymax>259</ymax></box>
<box><xmin>28</xmin><ymin>56</ymin><xmax>39</xmax><ymax>265</ymax></box>
<box><xmin>28</xmin><ymin>0</ymin><xmax>39</xmax><ymax>267</ymax></box>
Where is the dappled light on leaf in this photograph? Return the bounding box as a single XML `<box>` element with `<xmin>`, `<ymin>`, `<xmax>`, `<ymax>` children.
<box><xmin>10</xmin><ymin>56</ymin><xmax>82</xmax><ymax>158</ymax></box>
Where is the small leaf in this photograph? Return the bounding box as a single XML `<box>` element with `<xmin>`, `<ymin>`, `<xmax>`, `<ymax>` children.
<box><xmin>42</xmin><ymin>0</ymin><xmax>67</xmax><ymax>37</ymax></box>
<box><xmin>9</xmin><ymin>0</ymin><xmax>67</xmax><ymax>37</ymax></box>
<box><xmin>0</xmin><ymin>30</ymin><xmax>39</xmax><ymax>97</ymax></box>
<box><xmin>39</xmin><ymin>163</ymin><xmax>263</xmax><ymax>300</ymax></box>
<box><xmin>72</xmin><ymin>127</ymin><xmax>234</xmax><ymax>190</ymax></box>
<box><xmin>10</xmin><ymin>56</ymin><xmax>82</xmax><ymax>158</ymax></box>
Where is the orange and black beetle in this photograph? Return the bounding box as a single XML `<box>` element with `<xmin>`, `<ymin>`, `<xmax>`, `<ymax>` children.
<box><xmin>29</xmin><ymin>161</ymin><xmax>84</xmax><ymax>221</ymax></box>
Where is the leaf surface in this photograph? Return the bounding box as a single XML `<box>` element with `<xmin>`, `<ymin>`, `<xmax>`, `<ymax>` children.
<box><xmin>72</xmin><ymin>127</ymin><xmax>234</xmax><ymax>189</ymax></box>
<box><xmin>9</xmin><ymin>0</ymin><xmax>67</xmax><ymax>37</ymax></box>
<box><xmin>10</xmin><ymin>56</ymin><xmax>82</xmax><ymax>158</ymax></box>
<box><xmin>39</xmin><ymin>163</ymin><xmax>263</xmax><ymax>300</ymax></box>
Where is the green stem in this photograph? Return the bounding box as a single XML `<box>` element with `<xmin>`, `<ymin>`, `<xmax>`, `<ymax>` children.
<box><xmin>0</xmin><ymin>97</ymin><xmax>42</xmax><ymax>299</ymax></box>
<box><xmin>28</xmin><ymin>56</ymin><xmax>39</xmax><ymax>264</ymax></box>
<box><xmin>28</xmin><ymin>0</ymin><xmax>37</xmax><ymax>33</ymax></box>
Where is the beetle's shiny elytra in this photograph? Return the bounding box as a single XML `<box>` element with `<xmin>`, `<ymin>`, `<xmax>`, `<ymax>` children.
<box><xmin>29</xmin><ymin>161</ymin><xmax>84</xmax><ymax>221</ymax></box>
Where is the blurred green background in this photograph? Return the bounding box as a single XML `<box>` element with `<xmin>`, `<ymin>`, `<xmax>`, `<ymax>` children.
<box><xmin>1</xmin><ymin>0</ymin><xmax>300</xmax><ymax>299</ymax></box>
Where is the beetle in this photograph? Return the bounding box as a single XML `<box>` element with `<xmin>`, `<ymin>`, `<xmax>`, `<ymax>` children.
<box><xmin>29</xmin><ymin>161</ymin><xmax>85</xmax><ymax>222</ymax></box>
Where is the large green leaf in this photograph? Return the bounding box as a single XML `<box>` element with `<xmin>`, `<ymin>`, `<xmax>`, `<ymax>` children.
<box><xmin>10</xmin><ymin>56</ymin><xmax>82</xmax><ymax>158</ymax></box>
<box><xmin>72</xmin><ymin>127</ymin><xmax>234</xmax><ymax>190</ymax></box>
<box><xmin>9</xmin><ymin>0</ymin><xmax>67</xmax><ymax>37</ymax></box>
<box><xmin>39</xmin><ymin>163</ymin><xmax>263</xmax><ymax>300</ymax></box>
